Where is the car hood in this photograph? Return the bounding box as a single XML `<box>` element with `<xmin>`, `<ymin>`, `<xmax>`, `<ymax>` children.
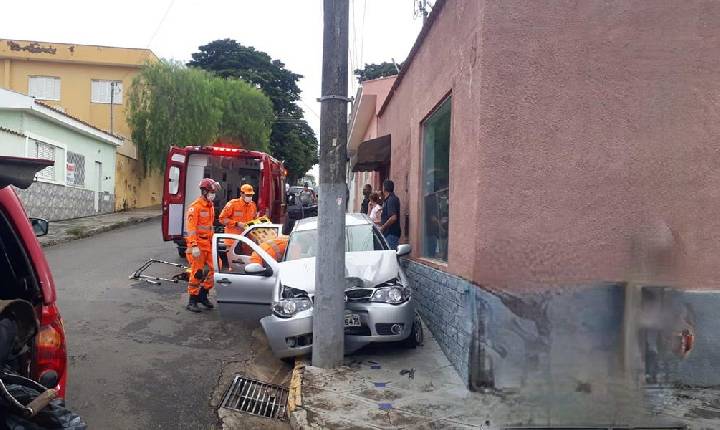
<box><xmin>278</xmin><ymin>250</ymin><xmax>399</xmax><ymax>293</ymax></box>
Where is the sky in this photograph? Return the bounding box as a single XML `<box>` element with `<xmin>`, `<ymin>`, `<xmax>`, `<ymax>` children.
<box><xmin>2</xmin><ymin>0</ymin><xmax>425</xmax><ymax>180</ymax></box>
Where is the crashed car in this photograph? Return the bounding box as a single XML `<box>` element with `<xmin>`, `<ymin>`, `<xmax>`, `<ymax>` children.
<box><xmin>211</xmin><ymin>213</ymin><xmax>423</xmax><ymax>358</ymax></box>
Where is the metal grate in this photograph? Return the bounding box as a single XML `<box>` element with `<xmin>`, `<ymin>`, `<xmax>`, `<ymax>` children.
<box><xmin>220</xmin><ymin>375</ymin><xmax>289</xmax><ymax>420</ymax></box>
<box><xmin>504</xmin><ymin>426</ymin><xmax>686</xmax><ymax>430</ymax></box>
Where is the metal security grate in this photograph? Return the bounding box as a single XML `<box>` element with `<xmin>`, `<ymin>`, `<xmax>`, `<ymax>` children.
<box><xmin>220</xmin><ymin>375</ymin><xmax>289</xmax><ymax>420</ymax></box>
<box><xmin>504</xmin><ymin>426</ymin><xmax>686</xmax><ymax>430</ymax></box>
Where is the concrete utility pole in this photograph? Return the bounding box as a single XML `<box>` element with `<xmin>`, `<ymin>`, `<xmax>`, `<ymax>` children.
<box><xmin>312</xmin><ymin>0</ymin><xmax>349</xmax><ymax>369</ymax></box>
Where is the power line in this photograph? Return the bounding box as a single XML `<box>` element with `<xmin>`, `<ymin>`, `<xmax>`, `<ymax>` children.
<box><xmin>298</xmin><ymin>99</ymin><xmax>320</xmax><ymax>120</ymax></box>
<box><xmin>146</xmin><ymin>0</ymin><xmax>177</xmax><ymax>49</ymax></box>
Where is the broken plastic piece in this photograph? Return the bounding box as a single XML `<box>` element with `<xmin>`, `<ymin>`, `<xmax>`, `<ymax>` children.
<box><xmin>377</xmin><ymin>403</ymin><xmax>392</xmax><ymax>411</ymax></box>
<box><xmin>400</xmin><ymin>368</ymin><xmax>415</xmax><ymax>379</ymax></box>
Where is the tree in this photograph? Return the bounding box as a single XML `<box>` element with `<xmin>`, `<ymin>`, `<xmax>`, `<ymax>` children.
<box><xmin>353</xmin><ymin>61</ymin><xmax>401</xmax><ymax>82</ymax></box>
<box><xmin>127</xmin><ymin>60</ymin><xmax>274</xmax><ymax>172</ymax></box>
<box><xmin>189</xmin><ymin>39</ymin><xmax>318</xmax><ymax>183</ymax></box>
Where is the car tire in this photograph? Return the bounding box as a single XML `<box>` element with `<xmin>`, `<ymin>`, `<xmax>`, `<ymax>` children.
<box><xmin>402</xmin><ymin>314</ymin><xmax>424</xmax><ymax>348</ymax></box>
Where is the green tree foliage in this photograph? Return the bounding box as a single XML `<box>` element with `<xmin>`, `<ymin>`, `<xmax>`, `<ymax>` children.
<box><xmin>353</xmin><ymin>62</ymin><xmax>401</xmax><ymax>82</ymax></box>
<box><xmin>189</xmin><ymin>39</ymin><xmax>318</xmax><ymax>183</ymax></box>
<box><xmin>127</xmin><ymin>60</ymin><xmax>274</xmax><ymax>173</ymax></box>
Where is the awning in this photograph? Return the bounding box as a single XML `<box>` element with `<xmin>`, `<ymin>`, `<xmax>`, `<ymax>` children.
<box><xmin>352</xmin><ymin>134</ymin><xmax>391</xmax><ymax>172</ymax></box>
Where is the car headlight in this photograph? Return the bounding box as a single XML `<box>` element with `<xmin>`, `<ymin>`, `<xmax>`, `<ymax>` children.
<box><xmin>272</xmin><ymin>298</ymin><xmax>312</xmax><ymax>318</ymax></box>
<box><xmin>370</xmin><ymin>286</ymin><xmax>410</xmax><ymax>304</ymax></box>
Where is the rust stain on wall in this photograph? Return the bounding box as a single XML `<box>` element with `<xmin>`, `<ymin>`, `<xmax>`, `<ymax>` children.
<box><xmin>7</xmin><ymin>40</ymin><xmax>57</xmax><ymax>54</ymax></box>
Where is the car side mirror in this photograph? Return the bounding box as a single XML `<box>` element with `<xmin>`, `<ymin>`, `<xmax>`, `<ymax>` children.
<box><xmin>29</xmin><ymin>218</ymin><xmax>49</xmax><ymax>237</ymax></box>
<box><xmin>245</xmin><ymin>263</ymin><xmax>272</xmax><ymax>277</ymax></box>
<box><xmin>396</xmin><ymin>244</ymin><xmax>411</xmax><ymax>257</ymax></box>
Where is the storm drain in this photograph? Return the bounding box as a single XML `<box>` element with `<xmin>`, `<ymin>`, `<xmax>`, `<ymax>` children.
<box><xmin>504</xmin><ymin>426</ymin><xmax>686</xmax><ymax>429</ymax></box>
<box><xmin>220</xmin><ymin>375</ymin><xmax>289</xmax><ymax>420</ymax></box>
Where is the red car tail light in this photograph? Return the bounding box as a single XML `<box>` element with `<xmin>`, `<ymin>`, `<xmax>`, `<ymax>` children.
<box><xmin>32</xmin><ymin>304</ymin><xmax>67</xmax><ymax>398</ymax></box>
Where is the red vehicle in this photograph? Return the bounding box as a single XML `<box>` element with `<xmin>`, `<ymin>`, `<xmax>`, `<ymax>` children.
<box><xmin>0</xmin><ymin>156</ymin><xmax>68</xmax><ymax>397</ymax></box>
<box><xmin>162</xmin><ymin>143</ymin><xmax>288</xmax><ymax>256</ymax></box>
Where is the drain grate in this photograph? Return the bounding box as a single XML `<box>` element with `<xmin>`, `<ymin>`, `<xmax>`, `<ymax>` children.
<box><xmin>504</xmin><ymin>427</ymin><xmax>686</xmax><ymax>430</ymax></box>
<box><xmin>220</xmin><ymin>375</ymin><xmax>289</xmax><ymax>420</ymax></box>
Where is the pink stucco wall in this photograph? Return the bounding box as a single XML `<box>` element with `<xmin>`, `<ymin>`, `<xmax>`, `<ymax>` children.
<box><xmin>351</xmin><ymin>76</ymin><xmax>396</xmax><ymax>213</ymax></box>
<box><xmin>379</xmin><ymin>0</ymin><xmax>720</xmax><ymax>289</ymax></box>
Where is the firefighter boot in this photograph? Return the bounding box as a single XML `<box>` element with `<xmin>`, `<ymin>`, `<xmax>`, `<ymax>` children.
<box><xmin>198</xmin><ymin>288</ymin><xmax>215</xmax><ymax>309</ymax></box>
<box><xmin>186</xmin><ymin>295</ymin><xmax>201</xmax><ymax>313</ymax></box>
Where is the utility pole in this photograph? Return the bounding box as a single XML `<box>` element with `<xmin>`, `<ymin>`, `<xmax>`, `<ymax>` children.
<box><xmin>109</xmin><ymin>81</ymin><xmax>115</xmax><ymax>135</ymax></box>
<box><xmin>312</xmin><ymin>0</ymin><xmax>349</xmax><ymax>369</ymax></box>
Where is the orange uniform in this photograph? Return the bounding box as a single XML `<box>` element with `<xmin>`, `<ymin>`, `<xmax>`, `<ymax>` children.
<box><xmin>185</xmin><ymin>197</ymin><xmax>215</xmax><ymax>296</ymax></box>
<box><xmin>219</xmin><ymin>198</ymin><xmax>257</xmax><ymax>235</ymax></box>
<box><xmin>250</xmin><ymin>237</ymin><xmax>289</xmax><ymax>265</ymax></box>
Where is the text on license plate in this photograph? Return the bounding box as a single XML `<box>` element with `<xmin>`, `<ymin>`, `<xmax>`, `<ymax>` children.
<box><xmin>344</xmin><ymin>313</ymin><xmax>361</xmax><ymax>327</ymax></box>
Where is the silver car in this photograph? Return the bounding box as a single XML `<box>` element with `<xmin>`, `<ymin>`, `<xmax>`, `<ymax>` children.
<box><xmin>211</xmin><ymin>213</ymin><xmax>423</xmax><ymax>358</ymax></box>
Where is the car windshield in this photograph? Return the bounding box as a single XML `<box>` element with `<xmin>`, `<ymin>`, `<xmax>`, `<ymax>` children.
<box><xmin>284</xmin><ymin>224</ymin><xmax>387</xmax><ymax>261</ymax></box>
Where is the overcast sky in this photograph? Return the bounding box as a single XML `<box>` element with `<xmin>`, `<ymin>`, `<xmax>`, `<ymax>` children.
<box><xmin>2</xmin><ymin>0</ymin><xmax>424</xmax><ymax>180</ymax></box>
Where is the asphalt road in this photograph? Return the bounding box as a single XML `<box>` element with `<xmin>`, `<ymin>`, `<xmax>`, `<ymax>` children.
<box><xmin>45</xmin><ymin>219</ymin><xmax>261</xmax><ymax>429</ymax></box>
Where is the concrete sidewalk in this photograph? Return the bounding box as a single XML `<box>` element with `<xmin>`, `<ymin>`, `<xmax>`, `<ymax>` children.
<box><xmin>291</xmin><ymin>323</ymin><xmax>490</xmax><ymax>429</ymax></box>
<box><xmin>290</xmin><ymin>322</ymin><xmax>716</xmax><ymax>429</ymax></box>
<box><xmin>39</xmin><ymin>207</ymin><xmax>161</xmax><ymax>247</ymax></box>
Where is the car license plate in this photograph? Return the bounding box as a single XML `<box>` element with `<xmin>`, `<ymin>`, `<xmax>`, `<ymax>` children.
<box><xmin>344</xmin><ymin>313</ymin><xmax>361</xmax><ymax>327</ymax></box>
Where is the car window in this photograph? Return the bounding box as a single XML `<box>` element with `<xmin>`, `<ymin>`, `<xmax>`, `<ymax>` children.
<box><xmin>0</xmin><ymin>209</ymin><xmax>40</xmax><ymax>303</ymax></box>
<box><xmin>285</xmin><ymin>224</ymin><xmax>387</xmax><ymax>261</ymax></box>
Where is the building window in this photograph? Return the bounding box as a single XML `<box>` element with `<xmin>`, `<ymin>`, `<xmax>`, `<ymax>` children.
<box><xmin>66</xmin><ymin>151</ymin><xmax>86</xmax><ymax>186</ymax></box>
<box><xmin>28</xmin><ymin>76</ymin><xmax>61</xmax><ymax>101</ymax></box>
<box><xmin>30</xmin><ymin>140</ymin><xmax>61</xmax><ymax>182</ymax></box>
<box><xmin>91</xmin><ymin>80</ymin><xmax>123</xmax><ymax>104</ymax></box>
<box><xmin>421</xmin><ymin>97</ymin><xmax>451</xmax><ymax>261</ymax></box>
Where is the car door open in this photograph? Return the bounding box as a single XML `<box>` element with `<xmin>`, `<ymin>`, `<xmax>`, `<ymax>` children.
<box><xmin>212</xmin><ymin>232</ymin><xmax>280</xmax><ymax>322</ymax></box>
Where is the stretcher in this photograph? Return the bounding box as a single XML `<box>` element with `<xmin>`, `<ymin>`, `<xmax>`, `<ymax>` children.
<box><xmin>128</xmin><ymin>259</ymin><xmax>209</xmax><ymax>286</ymax></box>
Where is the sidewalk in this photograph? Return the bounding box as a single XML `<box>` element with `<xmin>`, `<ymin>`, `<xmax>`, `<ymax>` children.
<box><xmin>291</xmin><ymin>323</ymin><xmax>488</xmax><ymax>429</ymax></box>
<box><xmin>290</xmin><ymin>323</ymin><xmax>715</xmax><ymax>429</ymax></box>
<box><xmin>39</xmin><ymin>207</ymin><xmax>161</xmax><ymax>247</ymax></box>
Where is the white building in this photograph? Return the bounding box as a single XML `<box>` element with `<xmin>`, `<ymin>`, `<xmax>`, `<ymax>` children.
<box><xmin>0</xmin><ymin>88</ymin><xmax>122</xmax><ymax>220</ymax></box>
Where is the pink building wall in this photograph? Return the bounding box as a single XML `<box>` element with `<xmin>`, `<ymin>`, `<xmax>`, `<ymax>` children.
<box><xmin>379</xmin><ymin>0</ymin><xmax>720</xmax><ymax>290</ymax></box>
<box><xmin>351</xmin><ymin>76</ymin><xmax>396</xmax><ymax>213</ymax></box>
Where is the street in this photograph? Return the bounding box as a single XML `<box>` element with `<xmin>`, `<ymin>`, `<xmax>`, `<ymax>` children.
<box><xmin>45</xmin><ymin>219</ymin><xmax>267</xmax><ymax>429</ymax></box>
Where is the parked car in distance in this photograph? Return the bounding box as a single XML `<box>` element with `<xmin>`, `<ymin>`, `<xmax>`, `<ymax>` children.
<box><xmin>0</xmin><ymin>156</ymin><xmax>68</xmax><ymax>397</ymax></box>
<box><xmin>211</xmin><ymin>213</ymin><xmax>423</xmax><ymax>359</ymax></box>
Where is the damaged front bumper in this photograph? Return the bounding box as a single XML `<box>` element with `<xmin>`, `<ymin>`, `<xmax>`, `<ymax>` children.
<box><xmin>260</xmin><ymin>301</ymin><xmax>416</xmax><ymax>358</ymax></box>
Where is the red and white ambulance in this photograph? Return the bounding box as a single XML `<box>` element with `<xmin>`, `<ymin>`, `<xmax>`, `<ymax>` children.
<box><xmin>161</xmin><ymin>142</ymin><xmax>288</xmax><ymax>256</ymax></box>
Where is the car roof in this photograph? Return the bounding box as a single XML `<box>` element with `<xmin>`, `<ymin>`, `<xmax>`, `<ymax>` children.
<box><xmin>294</xmin><ymin>213</ymin><xmax>372</xmax><ymax>232</ymax></box>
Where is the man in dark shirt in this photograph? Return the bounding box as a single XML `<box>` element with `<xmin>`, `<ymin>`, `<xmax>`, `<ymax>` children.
<box><xmin>360</xmin><ymin>184</ymin><xmax>372</xmax><ymax>215</ymax></box>
<box><xmin>380</xmin><ymin>179</ymin><xmax>401</xmax><ymax>250</ymax></box>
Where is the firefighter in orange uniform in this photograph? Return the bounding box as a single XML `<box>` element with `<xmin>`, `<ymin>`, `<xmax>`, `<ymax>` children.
<box><xmin>219</xmin><ymin>184</ymin><xmax>258</xmax><ymax>263</ymax></box>
<box><xmin>219</xmin><ymin>184</ymin><xmax>258</xmax><ymax>237</ymax></box>
<box><xmin>185</xmin><ymin>178</ymin><xmax>220</xmax><ymax>313</ymax></box>
<box><xmin>250</xmin><ymin>236</ymin><xmax>289</xmax><ymax>265</ymax></box>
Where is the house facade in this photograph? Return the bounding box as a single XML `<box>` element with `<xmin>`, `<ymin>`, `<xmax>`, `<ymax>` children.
<box><xmin>0</xmin><ymin>39</ymin><xmax>163</xmax><ymax>210</ymax></box>
<box><xmin>0</xmin><ymin>88</ymin><xmax>121</xmax><ymax>220</ymax></box>
<box><xmin>370</xmin><ymin>0</ymin><xmax>720</xmax><ymax>394</ymax></box>
<box><xmin>347</xmin><ymin>76</ymin><xmax>396</xmax><ymax>213</ymax></box>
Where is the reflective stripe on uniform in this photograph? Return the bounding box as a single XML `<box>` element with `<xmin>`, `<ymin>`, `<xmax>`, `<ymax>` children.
<box><xmin>184</xmin><ymin>230</ymin><xmax>196</xmax><ymax>237</ymax></box>
<box><xmin>198</xmin><ymin>225</ymin><xmax>213</xmax><ymax>231</ymax></box>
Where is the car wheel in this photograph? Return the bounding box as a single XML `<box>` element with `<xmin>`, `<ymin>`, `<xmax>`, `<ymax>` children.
<box><xmin>402</xmin><ymin>314</ymin><xmax>424</xmax><ymax>348</ymax></box>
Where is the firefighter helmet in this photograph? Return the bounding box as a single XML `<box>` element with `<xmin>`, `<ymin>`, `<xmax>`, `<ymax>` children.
<box><xmin>199</xmin><ymin>178</ymin><xmax>220</xmax><ymax>191</ymax></box>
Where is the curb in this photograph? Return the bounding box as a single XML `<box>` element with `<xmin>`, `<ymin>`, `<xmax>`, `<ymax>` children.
<box><xmin>40</xmin><ymin>214</ymin><xmax>161</xmax><ymax>248</ymax></box>
<box><xmin>288</xmin><ymin>358</ymin><xmax>308</xmax><ymax>429</ymax></box>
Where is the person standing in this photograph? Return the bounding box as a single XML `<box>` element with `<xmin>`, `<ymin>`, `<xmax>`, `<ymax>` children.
<box><xmin>368</xmin><ymin>192</ymin><xmax>383</xmax><ymax>225</ymax></box>
<box><xmin>380</xmin><ymin>180</ymin><xmax>401</xmax><ymax>250</ymax></box>
<box><xmin>185</xmin><ymin>178</ymin><xmax>220</xmax><ymax>313</ymax></box>
<box><xmin>360</xmin><ymin>184</ymin><xmax>372</xmax><ymax>215</ymax></box>
<box><xmin>219</xmin><ymin>184</ymin><xmax>258</xmax><ymax>236</ymax></box>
